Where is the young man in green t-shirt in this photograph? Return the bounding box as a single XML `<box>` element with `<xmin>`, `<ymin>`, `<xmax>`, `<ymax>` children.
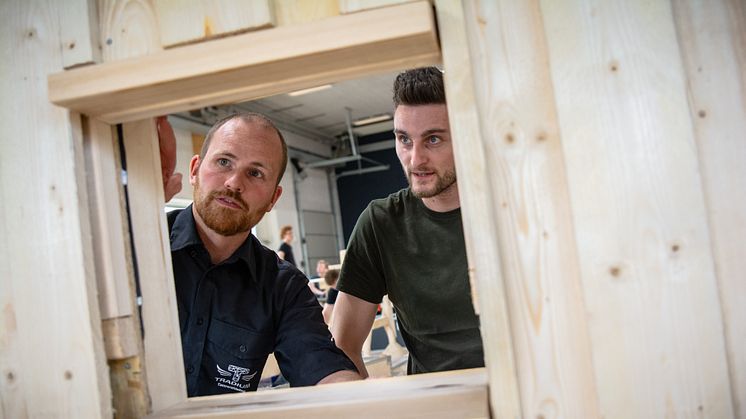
<box><xmin>331</xmin><ymin>67</ymin><xmax>485</xmax><ymax>376</ymax></box>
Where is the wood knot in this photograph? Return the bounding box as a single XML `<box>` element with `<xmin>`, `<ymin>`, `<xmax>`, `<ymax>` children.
<box><xmin>6</xmin><ymin>371</ymin><xmax>15</xmax><ymax>382</ymax></box>
<box><xmin>67</xmin><ymin>42</ymin><xmax>76</xmax><ymax>50</ymax></box>
<box><xmin>609</xmin><ymin>60</ymin><xmax>619</xmax><ymax>72</ymax></box>
<box><xmin>505</xmin><ymin>133</ymin><xmax>515</xmax><ymax>144</ymax></box>
<box><xmin>64</xmin><ymin>370</ymin><xmax>73</xmax><ymax>380</ymax></box>
<box><xmin>609</xmin><ymin>266</ymin><xmax>621</xmax><ymax>277</ymax></box>
<box><xmin>698</xmin><ymin>110</ymin><xmax>707</xmax><ymax>118</ymax></box>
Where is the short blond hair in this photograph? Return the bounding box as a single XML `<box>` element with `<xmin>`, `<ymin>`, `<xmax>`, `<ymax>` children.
<box><xmin>280</xmin><ymin>225</ymin><xmax>293</xmax><ymax>239</ymax></box>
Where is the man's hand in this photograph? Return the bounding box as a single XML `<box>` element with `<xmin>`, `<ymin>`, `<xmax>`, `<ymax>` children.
<box><xmin>156</xmin><ymin>116</ymin><xmax>183</xmax><ymax>202</ymax></box>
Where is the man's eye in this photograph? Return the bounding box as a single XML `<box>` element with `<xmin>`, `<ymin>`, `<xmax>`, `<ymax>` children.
<box><xmin>249</xmin><ymin>169</ymin><xmax>263</xmax><ymax>178</ymax></box>
<box><xmin>217</xmin><ymin>158</ymin><xmax>230</xmax><ymax>167</ymax></box>
<box><xmin>427</xmin><ymin>136</ymin><xmax>441</xmax><ymax>145</ymax></box>
<box><xmin>398</xmin><ymin>136</ymin><xmax>411</xmax><ymax>145</ymax></box>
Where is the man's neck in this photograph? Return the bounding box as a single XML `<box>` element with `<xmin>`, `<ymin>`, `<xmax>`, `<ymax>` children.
<box><xmin>192</xmin><ymin>207</ymin><xmax>249</xmax><ymax>264</ymax></box>
<box><xmin>421</xmin><ymin>182</ymin><xmax>461</xmax><ymax>213</ymax></box>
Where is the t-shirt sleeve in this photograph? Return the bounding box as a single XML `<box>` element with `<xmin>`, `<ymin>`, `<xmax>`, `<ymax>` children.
<box><xmin>326</xmin><ymin>287</ymin><xmax>339</xmax><ymax>305</ymax></box>
<box><xmin>273</xmin><ymin>269</ymin><xmax>357</xmax><ymax>385</ymax></box>
<box><xmin>337</xmin><ymin>205</ymin><xmax>387</xmax><ymax>304</ymax></box>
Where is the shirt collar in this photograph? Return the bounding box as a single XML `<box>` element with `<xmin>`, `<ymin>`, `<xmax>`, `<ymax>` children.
<box><xmin>170</xmin><ymin>205</ymin><xmax>258</xmax><ymax>282</ymax></box>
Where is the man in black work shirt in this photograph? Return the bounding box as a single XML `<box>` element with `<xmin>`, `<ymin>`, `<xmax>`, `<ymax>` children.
<box><xmin>159</xmin><ymin>113</ymin><xmax>360</xmax><ymax>397</ymax></box>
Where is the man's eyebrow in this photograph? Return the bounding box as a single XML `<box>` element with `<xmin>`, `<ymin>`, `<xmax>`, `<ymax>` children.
<box><xmin>422</xmin><ymin>128</ymin><xmax>448</xmax><ymax>136</ymax></box>
<box><xmin>393</xmin><ymin>128</ymin><xmax>448</xmax><ymax>136</ymax></box>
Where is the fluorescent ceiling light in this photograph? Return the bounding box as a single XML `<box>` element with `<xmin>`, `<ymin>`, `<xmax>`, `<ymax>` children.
<box><xmin>352</xmin><ymin>113</ymin><xmax>392</xmax><ymax>127</ymax></box>
<box><xmin>287</xmin><ymin>84</ymin><xmax>333</xmax><ymax>96</ymax></box>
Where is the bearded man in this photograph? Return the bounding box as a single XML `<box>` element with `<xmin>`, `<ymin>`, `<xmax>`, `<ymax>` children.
<box><xmin>162</xmin><ymin>113</ymin><xmax>360</xmax><ymax>397</ymax></box>
<box><xmin>331</xmin><ymin>67</ymin><xmax>485</xmax><ymax>376</ymax></box>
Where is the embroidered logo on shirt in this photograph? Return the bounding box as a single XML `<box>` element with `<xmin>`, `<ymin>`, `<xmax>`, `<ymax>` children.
<box><xmin>214</xmin><ymin>364</ymin><xmax>257</xmax><ymax>392</ymax></box>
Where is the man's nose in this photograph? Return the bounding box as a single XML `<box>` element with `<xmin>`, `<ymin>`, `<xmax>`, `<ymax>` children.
<box><xmin>410</xmin><ymin>142</ymin><xmax>428</xmax><ymax>167</ymax></box>
<box><xmin>224</xmin><ymin>172</ymin><xmax>243</xmax><ymax>192</ymax></box>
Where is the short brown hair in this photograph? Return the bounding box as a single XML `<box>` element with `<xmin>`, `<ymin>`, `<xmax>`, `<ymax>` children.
<box><xmin>200</xmin><ymin>112</ymin><xmax>288</xmax><ymax>185</ymax></box>
<box><xmin>324</xmin><ymin>269</ymin><xmax>340</xmax><ymax>287</ymax></box>
<box><xmin>280</xmin><ymin>225</ymin><xmax>293</xmax><ymax>239</ymax></box>
<box><xmin>392</xmin><ymin>67</ymin><xmax>446</xmax><ymax>108</ymax></box>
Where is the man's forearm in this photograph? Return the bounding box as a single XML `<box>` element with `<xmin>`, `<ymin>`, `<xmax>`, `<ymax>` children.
<box><xmin>317</xmin><ymin>369</ymin><xmax>362</xmax><ymax>384</ymax></box>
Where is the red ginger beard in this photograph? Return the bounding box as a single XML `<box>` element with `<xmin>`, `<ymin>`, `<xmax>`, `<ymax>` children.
<box><xmin>193</xmin><ymin>179</ymin><xmax>256</xmax><ymax>237</ymax></box>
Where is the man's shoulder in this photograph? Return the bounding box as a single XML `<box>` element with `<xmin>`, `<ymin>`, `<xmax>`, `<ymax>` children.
<box><xmin>251</xmin><ymin>236</ymin><xmax>307</xmax><ymax>287</ymax></box>
<box><xmin>367</xmin><ymin>188</ymin><xmax>415</xmax><ymax>217</ymax></box>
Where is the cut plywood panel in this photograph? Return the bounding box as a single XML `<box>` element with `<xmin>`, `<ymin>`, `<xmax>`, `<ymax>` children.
<box><xmin>0</xmin><ymin>1</ymin><xmax>111</xmax><ymax>416</ymax></box>
<box><xmin>672</xmin><ymin>0</ymin><xmax>746</xmax><ymax>416</ymax></box>
<box><xmin>156</xmin><ymin>0</ymin><xmax>274</xmax><ymax>48</ymax></box>
<box><xmin>540</xmin><ymin>0</ymin><xmax>734</xmax><ymax>417</ymax></box>
<box><xmin>48</xmin><ymin>1</ymin><xmax>441</xmax><ymax>124</ymax></box>
<box><xmin>98</xmin><ymin>0</ymin><xmax>162</xmax><ymax>62</ymax></box>
<box><xmin>123</xmin><ymin>120</ymin><xmax>187</xmax><ymax>411</ymax></box>
<box><xmin>59</xmin><ymin>0</ymin><xmax>101</xmax><ymax>68</ymax></box>
<box><xmin>273</xmin><ymin>0</ymin><xmax>339</xmax><ymax>26</ymax></box>
<box><xmin>441</xmin><ymin>0</ymin><xmax>601</xmax><ymax>417</ymax></box>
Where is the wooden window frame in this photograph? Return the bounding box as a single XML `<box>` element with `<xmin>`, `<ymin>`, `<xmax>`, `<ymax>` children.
<box><xmin>48</xmin><ymin>1</ymin><xmax>507</xmax><ymax>416</ymax></box>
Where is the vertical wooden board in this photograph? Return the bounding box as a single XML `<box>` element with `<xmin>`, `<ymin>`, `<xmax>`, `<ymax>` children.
<box><xmin>0</xmin><ymin>2</ymin><xmax>110</xmax><ymax>418</ymax></box>
<box><xmin>339</xmin><ymin>0</ymin><xmax>415</xmax><ymax>14</ymax></box>
<box><xmin>540</xmin><ymin>0</ymin><xmax>734</xmax><ymax>417</ymax></box>
<box><xmin>98</xmin><ymin>0</ymin><xmax>162</xmax><ymax>61</ymax></box>
<box><xmin>445</xmin><ymin>0</ymin><xmax>602</xmax><ymax>417</ymax></box>
<box><xmin>433</xmin><ymin>2</ymin><xmax>521</xmax><ymax>418</ymax></box>
<box><xmin>84</xmin><ymin>118</ymin><xmax>134</xmax><ymax>320</ymax></box>
<box><xmin>155</xmin><ymin>0</ymin><xmax>274</xmax><ymax>48</ymax></box>
<box><xmin>58</xmin><ymin>0</ymin><xmax>101</xmax><ymax>68</ymax></box>
<box><xmin>273</xmin><ymin>0</ymin><xmax>339</xmax><ymax>26</ymax></box>
<box><xmin>123</xmin><ymin>120</ymin><xmax>187</xmax><ymax>411</ymax></box>
<box><xmin>672</xmin><ymin>0</ymin><xmax>746</xmax><ymax>416</ymax></box>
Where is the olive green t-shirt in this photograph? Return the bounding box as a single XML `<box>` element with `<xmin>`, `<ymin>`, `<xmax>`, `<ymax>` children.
<box><xmin>338</xmin><ymin>188</ymin><xmax>484</xmax><ymax>374</ymax></box>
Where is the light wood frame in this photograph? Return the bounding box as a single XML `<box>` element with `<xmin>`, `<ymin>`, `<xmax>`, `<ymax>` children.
<box><xmin>47</xmin><ymin>1</ymin><xmax>494</xmax><ymax>417</ymax></box>
<box><xmin>43</xmin><ymin>0</ymin><xmax>745</xmax><ymax>417</ymax></box>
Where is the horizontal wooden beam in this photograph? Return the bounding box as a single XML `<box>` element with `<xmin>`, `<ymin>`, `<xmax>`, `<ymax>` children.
<box><xmin>151</xmin><ymin>368</ymin><xmax>488</xmax><ymax>418</ymax></box>
<box><xmin>48</xmin><ymin>0</ymin><xmax>440</xmax><ymax>124</ymax></box>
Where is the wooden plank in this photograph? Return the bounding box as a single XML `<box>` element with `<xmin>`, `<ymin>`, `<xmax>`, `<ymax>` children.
<box><xmin>433</xmin><ymin>1</ymin><xmax>522</xmax><ymax>417</ymax></box>
<box><xmin>155</xmin><ymin>0</ymin><xmax>274</xmax><ymax>48</ymax></box>
<box><xmin>109</xmin><ymin>355</ymin><xmax>148</xmax><ymax>418</ymax></box>
<box><xmin>123</xmin><ymin>119</ymin><xmax>187</xmax><ymax>411</ymax></box>
<box><xmin>152</xmin><ymin>368</ymin><xmax>488</xmax><ymax>418</ymax></box>
<box><xmin>273</xmin><ymin>0</ymin><xmax>339</xmax><ymax>26</ymax></box>
<box><xmin>101</xmin><ymin>316</ymin><xmax>140</xmax><ymax>360</ymax></box>
<box><xmin>672</xmin><ymin>1</ymin><xmax>746</xmax><ymax>416</ymax></box>
<box><xmin>339</xmin><ymin>0</ymin><xmax>415</xmax><ymax>14</ymax></box>
<box><xmin>540</xmin><ymin>0</ymin><xmax>734</xmax><ymax>417</ymax></box>
<box><xmin>441</xmin><ymin>0</ymin><xmax>602</xmax><ymax>417</ymax></box>
<box><xmin>98</xmin><ymin>0</ymin><xmax>162</xmax><ymax>62</ymax></box>
<box><xmin>83</xmin><ymin>118</ymin><xmax>133</xmax><ymax>320</ymax></box>
<box><xmin>0</xmin><ymin>0</ymin><xmax>111</xmax><ymax>416</ymax></box>
<box><xmin>58</xmin><ymin>0</ymin><xmax>101</xmax><ymax>68</ymax></box>
<box><xmin>48</xmin><ymin>1</ymin><xmax>441</xmax><ymax>124</ymax></box>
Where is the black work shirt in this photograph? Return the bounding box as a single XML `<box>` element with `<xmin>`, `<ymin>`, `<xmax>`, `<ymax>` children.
<box><xmin>168</xmin><ymin>207</ymin><xmax>356</xmax><ymax>397</ymax></box>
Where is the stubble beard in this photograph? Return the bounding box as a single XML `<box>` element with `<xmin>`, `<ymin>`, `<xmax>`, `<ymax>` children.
<box><xmin>407</xmin><ymin>167</ymin><xmax>457</xmax><ymax>199</ymax></box>
<box><xmin>193</xmin><ymin>180</ymin><xmax>255</xmax><ymax>236</ymax></box>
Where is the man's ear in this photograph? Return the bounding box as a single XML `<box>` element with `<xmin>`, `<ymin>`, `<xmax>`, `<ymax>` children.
<box><xmin>188</xmin><ymin>155</ymin><xmax>200</xmax><ymax>186</ymax></box>
<box><xmin>266</xmin><ymin>185</ymin><xmax>283</xmax><ymax>212</ymax></box>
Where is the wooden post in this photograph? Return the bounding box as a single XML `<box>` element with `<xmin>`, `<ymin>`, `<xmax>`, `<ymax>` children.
<box><xmin>0</xmin><ymin>1</ymin><xmax>111</xmax><ymax>416</ymax></box>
